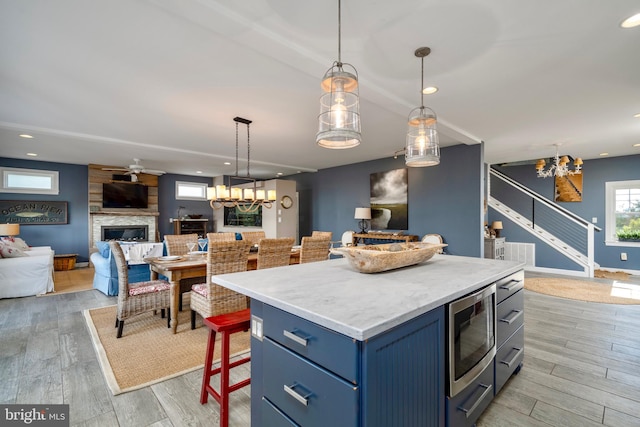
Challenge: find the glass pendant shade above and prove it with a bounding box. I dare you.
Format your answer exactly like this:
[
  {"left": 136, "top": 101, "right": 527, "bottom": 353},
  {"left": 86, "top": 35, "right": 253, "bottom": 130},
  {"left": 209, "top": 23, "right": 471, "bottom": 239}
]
[
  {"left": 317, "top": 65, "right": 361, "bottom": 149},
  {"left": 405, "top": 106, "right": 440, "bottom": 167}
]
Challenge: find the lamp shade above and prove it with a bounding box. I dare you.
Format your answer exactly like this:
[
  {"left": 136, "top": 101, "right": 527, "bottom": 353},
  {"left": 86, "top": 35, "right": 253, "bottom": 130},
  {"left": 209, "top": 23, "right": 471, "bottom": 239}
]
[
  {"left": 354, "top": 207, "right": 371, "bottom": 220},
  {"left": 491, "top": 221, "right": 503, "bottom": 230},
  {"left": 0, "top": 223, "right": 20, "bottom": 236}
]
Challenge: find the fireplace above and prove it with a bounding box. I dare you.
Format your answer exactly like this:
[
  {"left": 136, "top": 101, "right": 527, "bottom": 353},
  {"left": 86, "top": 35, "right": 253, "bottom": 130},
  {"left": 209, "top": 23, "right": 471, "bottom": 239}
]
[{"left": 101, "top": 225, "right": 149, "bottom": 242}]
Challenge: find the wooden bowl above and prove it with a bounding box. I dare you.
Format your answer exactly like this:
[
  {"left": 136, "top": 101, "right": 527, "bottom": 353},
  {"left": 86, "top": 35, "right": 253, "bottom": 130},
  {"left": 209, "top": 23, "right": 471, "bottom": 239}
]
[{"left": 330, "top": 242, "right": 447, "bottom": 273}]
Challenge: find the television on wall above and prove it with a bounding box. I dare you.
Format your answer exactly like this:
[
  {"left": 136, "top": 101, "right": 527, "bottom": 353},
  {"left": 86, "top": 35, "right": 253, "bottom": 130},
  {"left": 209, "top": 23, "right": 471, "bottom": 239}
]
[{"left": 102, "top": 182, "right": 148, "bottom": 209}]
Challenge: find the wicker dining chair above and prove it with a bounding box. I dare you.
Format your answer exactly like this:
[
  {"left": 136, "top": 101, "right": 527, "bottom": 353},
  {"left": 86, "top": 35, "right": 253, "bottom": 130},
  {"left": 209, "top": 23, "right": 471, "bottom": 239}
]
[
  {"left": 207, "top": 232, "right": 237, "bottom": 242},
  {"left": 110, "top": 242, "right": 171, "bottom": 338},
  {"left": 164, "top": 234, "right": 205, "bottom": 310},
  {"left": 311, "top": 231, "right": 333, "bottom": 240},
  {"left": 190, "top": 240, "right": 252, "bottom": 329},
  {"left": 256, "top": 237, "right": 295, "bottom": 269},
  {"left": 240, "top": 231, "right": 266, "bottom": 247},
  {"left": 299, "top": 236, "right": 331, "bottom": 263}
]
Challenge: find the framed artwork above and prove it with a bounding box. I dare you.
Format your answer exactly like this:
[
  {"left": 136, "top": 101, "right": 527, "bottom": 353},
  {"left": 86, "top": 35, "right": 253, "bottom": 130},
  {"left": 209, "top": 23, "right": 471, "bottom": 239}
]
[
  {"left": 370, "top": 168, "right": 408, "bottom": 230},
  {"left": 554, "top": 174, "right": 583, "bottom": 202},
  {"left": 0, "top": 200, "right": 68, "bottom": 225}
]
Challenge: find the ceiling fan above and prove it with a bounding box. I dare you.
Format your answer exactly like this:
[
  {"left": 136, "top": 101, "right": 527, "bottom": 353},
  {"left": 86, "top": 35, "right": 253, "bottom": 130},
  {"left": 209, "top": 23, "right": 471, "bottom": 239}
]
[{"left": 102, "top": 158, "right": 166, "bottom": 182}]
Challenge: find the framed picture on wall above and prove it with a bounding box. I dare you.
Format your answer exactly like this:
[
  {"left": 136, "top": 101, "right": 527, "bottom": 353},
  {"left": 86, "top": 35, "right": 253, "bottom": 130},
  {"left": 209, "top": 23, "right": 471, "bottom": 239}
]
[
  {"left": 554, "top": 173, "right": 583, "bottom": 202},
  {"left": 370, "top": 168, "right": 408, "bottom": 230}
]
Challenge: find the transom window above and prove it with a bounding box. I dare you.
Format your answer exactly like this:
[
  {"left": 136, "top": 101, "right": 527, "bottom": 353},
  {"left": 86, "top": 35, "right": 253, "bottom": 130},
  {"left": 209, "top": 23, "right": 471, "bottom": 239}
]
[
  {"left": 175, "top": 181, "right": 208, "bottom": 201},
  {"left": 0, "top": 167, "right": 59, "bottom": 195}
]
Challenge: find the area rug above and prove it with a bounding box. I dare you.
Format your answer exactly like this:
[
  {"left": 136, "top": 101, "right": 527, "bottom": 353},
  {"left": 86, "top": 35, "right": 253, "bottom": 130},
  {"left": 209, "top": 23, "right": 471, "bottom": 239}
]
[
  {"left": 84, "top": 304, "right": 251, "bottom": 395},
  {"left": 524, "top": 277, "right": 640, "bottom": 305},
  {"left": 594, "top": 269, "right": 631, "bottom": 280}
]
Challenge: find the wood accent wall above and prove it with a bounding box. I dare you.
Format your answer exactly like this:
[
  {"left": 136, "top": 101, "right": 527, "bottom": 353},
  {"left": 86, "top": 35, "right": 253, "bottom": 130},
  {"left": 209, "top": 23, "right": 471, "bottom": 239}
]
[{"left": 88, "top": 164, "right": 159, "bottom": 213}]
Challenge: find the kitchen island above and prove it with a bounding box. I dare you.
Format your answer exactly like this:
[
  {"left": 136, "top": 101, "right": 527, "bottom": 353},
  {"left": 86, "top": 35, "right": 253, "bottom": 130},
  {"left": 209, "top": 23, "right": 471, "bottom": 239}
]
[{"left": 213, "top": 254, "right": 524, "bottom": 426}]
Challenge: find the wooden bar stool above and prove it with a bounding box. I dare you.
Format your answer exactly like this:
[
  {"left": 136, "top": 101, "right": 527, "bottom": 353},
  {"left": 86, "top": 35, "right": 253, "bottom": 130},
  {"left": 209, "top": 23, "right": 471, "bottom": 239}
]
[{"left": 200, "top": 308, "right": 251, "bottom": 427}]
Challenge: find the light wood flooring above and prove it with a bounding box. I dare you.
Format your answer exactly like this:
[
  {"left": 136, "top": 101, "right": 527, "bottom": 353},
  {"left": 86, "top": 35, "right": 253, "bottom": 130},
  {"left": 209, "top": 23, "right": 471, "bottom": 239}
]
[{"left": 1, "top": 270, "right": 639, "bottom": 426}]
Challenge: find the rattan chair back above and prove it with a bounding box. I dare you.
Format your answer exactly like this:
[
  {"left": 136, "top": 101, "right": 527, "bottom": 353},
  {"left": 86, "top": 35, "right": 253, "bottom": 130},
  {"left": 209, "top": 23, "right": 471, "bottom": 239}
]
[
  {"left": 165, "top": 234, "right": 199, "bottom": 256},
  {"left": 299, "top": 236, "right": 331, "bottom": 264},
  {"left": 207, "top": 232, "right": 237, "bottom": 242},
  {"left": 311, "top": 231, "right": 333, "bottom": 240},
  {"left": 240, "top": 231, "right": 266, "bottom": 246},
  {"left": 257, "top": 237, "right": 295, "bottom": 269}
]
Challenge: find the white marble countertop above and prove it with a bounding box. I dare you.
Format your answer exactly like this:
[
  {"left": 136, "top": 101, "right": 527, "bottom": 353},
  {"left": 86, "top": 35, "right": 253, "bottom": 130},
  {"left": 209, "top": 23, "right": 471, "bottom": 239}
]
[{"left": 213, "top": 255, "right": 524, "bottom": 341}]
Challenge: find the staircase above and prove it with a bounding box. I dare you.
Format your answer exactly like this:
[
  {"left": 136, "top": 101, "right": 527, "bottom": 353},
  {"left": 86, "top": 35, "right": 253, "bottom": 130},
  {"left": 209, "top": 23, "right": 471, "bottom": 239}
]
[{"left": 489, "top": 167, "right": 601, "bottom": 277}]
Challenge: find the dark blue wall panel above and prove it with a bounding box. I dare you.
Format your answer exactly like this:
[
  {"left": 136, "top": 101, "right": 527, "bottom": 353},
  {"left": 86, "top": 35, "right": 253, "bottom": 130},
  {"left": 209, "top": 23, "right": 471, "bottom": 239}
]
[
  {"left": 157, "top": 174, "right": 213, "bottom": 239},
  {"left": 289, "top": 144, "right": 485, "bottom": 257},
  {"left": 0, "top": 158, "right": 89, "bottom": 262},
  {"left": 492, "top": 154, "right": 640, "bottom": 271}
]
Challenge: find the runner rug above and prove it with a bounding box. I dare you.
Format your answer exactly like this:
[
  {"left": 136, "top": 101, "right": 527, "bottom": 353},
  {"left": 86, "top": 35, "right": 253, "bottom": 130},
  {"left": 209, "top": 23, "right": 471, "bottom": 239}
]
[
  {"left": 524, "top": 277, "right": 640, "bottom": 305},
  {"left": 84, "top": 304, "right": 251, "bottom": 395}
]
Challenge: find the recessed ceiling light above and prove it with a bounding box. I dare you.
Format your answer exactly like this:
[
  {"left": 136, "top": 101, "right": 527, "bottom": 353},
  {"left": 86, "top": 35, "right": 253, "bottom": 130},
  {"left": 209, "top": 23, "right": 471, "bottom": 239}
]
[
  {"left": 633, "top": 143, "right": 640, "bottom": 147},
  {"left": 26, "top": 153, "right": 37, "bottom": 157},
  {"left": 19, "top": 134, "right": 33, "bottom": 138},
  {"left": 600, "top": 152, "right": 609, "bottom": 156},
  {"left": 224, "top": 162, "right": 231, "bottom": 165},
  {"left": 196, "top": 171, "right": 202, "bottom": 174},
  {"left": 422, "top": 86, "right": 438, "bottom": 95},
  {"left": 634, "top": 113, "right": 640, "bottom": 118},
  {"left": 621, "top": 12, "right": 640, "bottom": 28},
  {"left": 276, "top": 172, "right": 283, "bottom": 176}
]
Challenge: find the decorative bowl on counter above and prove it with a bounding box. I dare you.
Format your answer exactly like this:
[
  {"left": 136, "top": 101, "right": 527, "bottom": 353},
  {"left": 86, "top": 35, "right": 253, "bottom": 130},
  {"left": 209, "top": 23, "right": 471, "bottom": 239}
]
[{"left": 330, "top": 242, "right": 447, "bottom": 273}]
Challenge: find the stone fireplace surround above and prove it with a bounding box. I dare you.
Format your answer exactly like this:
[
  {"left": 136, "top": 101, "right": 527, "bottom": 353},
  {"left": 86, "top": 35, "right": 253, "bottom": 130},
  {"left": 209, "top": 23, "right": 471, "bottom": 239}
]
[{"left": 90, "top": 212, "right": 158, "bottom": 250}]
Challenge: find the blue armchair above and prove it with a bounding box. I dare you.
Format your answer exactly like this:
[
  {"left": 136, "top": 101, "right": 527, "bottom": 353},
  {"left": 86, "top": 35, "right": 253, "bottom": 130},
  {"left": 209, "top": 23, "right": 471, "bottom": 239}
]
[{"left": 90, "top": 241, "right": 154, "bottom": 296}]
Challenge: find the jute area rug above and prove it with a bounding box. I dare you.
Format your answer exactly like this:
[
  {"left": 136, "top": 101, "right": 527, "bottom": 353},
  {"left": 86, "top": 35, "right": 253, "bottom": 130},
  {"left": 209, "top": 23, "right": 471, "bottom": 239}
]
[
  {"left": 84, "top": 303, "right": 250, "bottom": 395},
  {"left": 524, "top": 277, "right": 640, "bottom": 305}
]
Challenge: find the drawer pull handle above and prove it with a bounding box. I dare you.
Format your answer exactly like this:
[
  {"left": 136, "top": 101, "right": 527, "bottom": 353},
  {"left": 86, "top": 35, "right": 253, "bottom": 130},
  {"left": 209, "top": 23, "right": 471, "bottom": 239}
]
[
  {"left": 284, "top": 382, "right": 311, "bottom": 406},
  {"left": 499, "top": 280, "right": 522, "bottom": 292},
  {"left": 457, "top": 383, "right": 493, "bottom": 418},
  {"left": 500, "top": 346, "right": 523, "bottom": 368},
  {"left": 283, "top": 329, "right": 308, "bottom": 347},
  {"left": 499, "top": 309, "right": 523, "bottom": 325}
]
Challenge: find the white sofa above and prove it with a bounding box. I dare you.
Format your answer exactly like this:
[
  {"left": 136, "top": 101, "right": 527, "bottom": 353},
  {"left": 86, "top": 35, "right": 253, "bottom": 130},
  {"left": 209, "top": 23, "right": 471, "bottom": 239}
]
[{"left": 0, "top": 246, "right": 55, "bottom": 298}]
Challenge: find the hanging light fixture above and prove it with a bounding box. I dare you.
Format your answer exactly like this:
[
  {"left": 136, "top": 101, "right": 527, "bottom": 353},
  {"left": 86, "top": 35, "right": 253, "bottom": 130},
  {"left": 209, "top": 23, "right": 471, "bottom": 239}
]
[
  {"left": 316, "top": 0, "right": 361, "bottom": 149},
  {"left": 535, "top": 144, "right": 583, "bottom": 178},
  {"left": 405, "top": 47, "right": 440, "bottom": 167},
  {"left": 207, "top": 117, "right": 276, "bottom": 213}
]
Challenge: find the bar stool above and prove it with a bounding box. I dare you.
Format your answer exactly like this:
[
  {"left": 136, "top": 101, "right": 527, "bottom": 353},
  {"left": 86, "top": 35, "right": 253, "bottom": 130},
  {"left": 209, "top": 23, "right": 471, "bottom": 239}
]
[{"left": 200, "top": 308, "right": 251, "bottom": 427}]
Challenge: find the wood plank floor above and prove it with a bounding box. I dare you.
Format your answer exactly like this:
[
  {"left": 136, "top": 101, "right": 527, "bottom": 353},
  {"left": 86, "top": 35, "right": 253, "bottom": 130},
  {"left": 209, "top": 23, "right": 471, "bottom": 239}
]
[{"left": 1, "top": 270, "right": 639, "bottom": 426}]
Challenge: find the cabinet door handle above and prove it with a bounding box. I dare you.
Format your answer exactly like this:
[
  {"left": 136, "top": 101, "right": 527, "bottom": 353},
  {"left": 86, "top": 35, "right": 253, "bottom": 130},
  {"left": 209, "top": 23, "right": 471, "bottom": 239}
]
[
  {"left": 283, "top": 329, "right": 308, "bottom": 347},
  {"left": 499, "top": 309, "right": 523, "bottom": 325},
  {"left": 499, "top": 280, "right": 522, "bottom": 292},
  {"left": 500, "top": 346, "right": 524, "bottom": 368},
  {"left": 284, "top": 382, "right": 310, "bottom": 406},
  {"left": 457, "top": 383, "right": 493, "bottom": 419}
]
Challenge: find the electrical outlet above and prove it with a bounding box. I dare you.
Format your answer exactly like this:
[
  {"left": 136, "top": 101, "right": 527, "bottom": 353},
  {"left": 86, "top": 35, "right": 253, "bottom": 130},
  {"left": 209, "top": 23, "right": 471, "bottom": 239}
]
[
  {"left": 251, "top": 315, "right": 263, "bottom": 341},
  {"left": 621, "top": 253, "right": 627, "bottom": 261},
  {"left": 592, "top": 217, "right": 597, "bottom": 223}
]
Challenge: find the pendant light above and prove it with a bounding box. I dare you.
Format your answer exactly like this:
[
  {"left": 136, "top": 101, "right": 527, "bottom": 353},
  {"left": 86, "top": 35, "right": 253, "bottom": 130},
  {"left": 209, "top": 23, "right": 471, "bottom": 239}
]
[
  {"left": 316, "top": 0, "right": 361, "bottom": 149},
  {"left": 405, "top": 47, "right": 440, "bottom": 167}
]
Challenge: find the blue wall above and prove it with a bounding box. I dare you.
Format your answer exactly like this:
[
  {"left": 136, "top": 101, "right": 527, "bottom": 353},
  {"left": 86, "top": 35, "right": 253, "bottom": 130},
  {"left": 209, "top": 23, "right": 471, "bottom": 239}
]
[
  {"left": 289, "top": 143, "right": 485, "bottom": 257},
  {"left": 0, "top": 158, "right": 89, "bottom": 262},
  {"left": 492, "top": 154, "right": 640, "bottom": 271},
  {"left": 157, "top": 173, "right": 214, "bottom": 238}
]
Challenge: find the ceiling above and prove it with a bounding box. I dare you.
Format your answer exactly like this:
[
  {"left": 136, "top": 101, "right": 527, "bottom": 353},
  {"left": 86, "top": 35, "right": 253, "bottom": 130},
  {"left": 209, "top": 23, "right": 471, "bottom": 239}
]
[{"left": 1, "top": 0, "right": 639, "bottom": 179}]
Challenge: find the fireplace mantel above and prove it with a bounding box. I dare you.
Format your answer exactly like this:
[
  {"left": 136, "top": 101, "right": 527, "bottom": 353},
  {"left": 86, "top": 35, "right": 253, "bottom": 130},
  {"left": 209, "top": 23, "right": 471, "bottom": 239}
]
[{"left": 91, "top": 211, "right": 159, "bottom": 217}]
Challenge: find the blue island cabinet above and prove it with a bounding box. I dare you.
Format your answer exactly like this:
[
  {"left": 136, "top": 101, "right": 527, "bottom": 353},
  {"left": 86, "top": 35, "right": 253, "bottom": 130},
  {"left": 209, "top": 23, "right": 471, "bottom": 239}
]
[{"left": 250, "top": 301, "right": 445, "bottom": 427}]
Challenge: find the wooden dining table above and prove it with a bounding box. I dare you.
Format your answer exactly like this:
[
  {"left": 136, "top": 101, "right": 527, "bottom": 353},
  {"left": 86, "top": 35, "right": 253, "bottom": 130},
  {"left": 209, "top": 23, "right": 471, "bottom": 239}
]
[{"left": 145, "top": 250, "right": 300, "bottom": 333}]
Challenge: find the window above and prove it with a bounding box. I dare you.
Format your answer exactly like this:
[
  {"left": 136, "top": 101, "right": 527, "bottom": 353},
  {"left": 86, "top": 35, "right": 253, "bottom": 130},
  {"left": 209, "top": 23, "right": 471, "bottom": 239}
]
[
  {"left": 605, "top": 180, "right": 640, "bottom": 244},
  {"left": 0, "top": 167, "right": 59, "bottom": 194},
  {"left": 175, "top": 181, "right": 208, "bottom": 201}
]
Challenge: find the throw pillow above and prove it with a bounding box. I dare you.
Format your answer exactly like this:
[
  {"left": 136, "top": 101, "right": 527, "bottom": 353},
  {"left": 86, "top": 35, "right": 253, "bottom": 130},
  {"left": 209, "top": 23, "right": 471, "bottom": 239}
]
[
  {"left": 1, "top": 236, "right": 30, "bottom": 250},
  {"left": 0, "top": 241, "right": 27, "bottom": 258}
]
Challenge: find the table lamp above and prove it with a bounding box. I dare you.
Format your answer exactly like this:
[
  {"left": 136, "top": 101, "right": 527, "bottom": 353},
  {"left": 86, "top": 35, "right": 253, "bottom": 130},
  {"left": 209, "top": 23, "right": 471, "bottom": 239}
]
[
  {"left": 354, "top": 207, "right": 371, "bottom": 234},
  {"left": 0, "top": 223, "right": 20, "bottom": 236},
  {"left": 491, "top": 221, "right": 503, "bottom": 238}
]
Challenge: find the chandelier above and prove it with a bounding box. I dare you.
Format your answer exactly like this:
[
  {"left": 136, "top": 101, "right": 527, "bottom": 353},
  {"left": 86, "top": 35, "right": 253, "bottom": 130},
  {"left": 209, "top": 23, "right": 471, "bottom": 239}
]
[
  {"left": 207, "top": 117, "right": 276, "bottom": 213},
  {"left": 316, "top": 0, "right": 361, "bottom": 149},
  {"left": 535, "top": 144, "right": 583, "bottom": 178},
  {"left": 405, "top": 47, "right": 440, "bottom": 167}
]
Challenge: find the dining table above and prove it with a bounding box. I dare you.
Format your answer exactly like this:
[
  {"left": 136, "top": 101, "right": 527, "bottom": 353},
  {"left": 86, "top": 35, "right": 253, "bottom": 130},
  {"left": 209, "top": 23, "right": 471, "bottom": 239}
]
[{"left": 145, "top": 249, "right": 300, "bottom": 333}]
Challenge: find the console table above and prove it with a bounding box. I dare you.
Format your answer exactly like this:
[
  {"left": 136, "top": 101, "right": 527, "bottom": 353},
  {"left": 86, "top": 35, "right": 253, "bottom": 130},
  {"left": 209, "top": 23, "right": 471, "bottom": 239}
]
[{"left": 352, "top": 232, "right": 419, "bottom": 245}]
